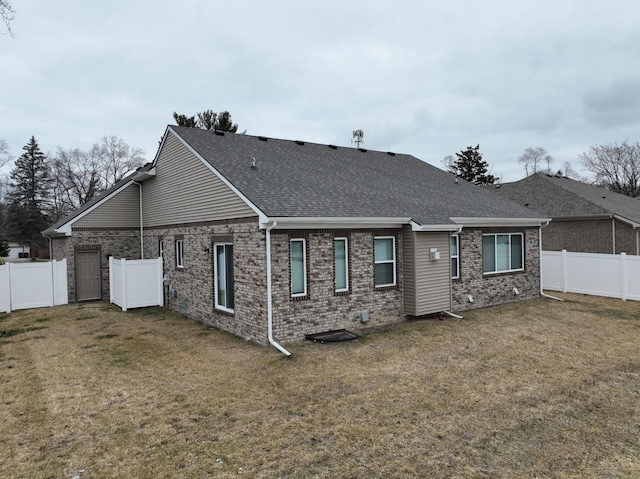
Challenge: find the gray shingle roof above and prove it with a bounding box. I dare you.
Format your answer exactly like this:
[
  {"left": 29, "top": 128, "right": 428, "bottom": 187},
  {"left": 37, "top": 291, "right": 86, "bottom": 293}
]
[
  {"left": 171, "top": 126, "right": 543, "bottom": 226},
  {"left": 490, "top": 173, "right": 640, "bottom": 225}
]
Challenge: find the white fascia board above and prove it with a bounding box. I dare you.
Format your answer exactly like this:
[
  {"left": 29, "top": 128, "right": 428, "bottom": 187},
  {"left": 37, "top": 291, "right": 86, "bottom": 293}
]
[
  {"left": 410, "top": 221, "right": 462, "bottom": 232},
  {"left": 132, "top": 166, "right": 156, "bottom": 181},
  {"left": 260, "top": 217, "right": 412, "bottom": 230},
  {"left": 168, "top": 127, "right": 267, "bottom": 222},
  {"left": 612, "top": 214, "right": 640, "bottom": 229},
  {"left": 49, "top": 181, "right": 138, "bottom": 236},
  {"left": 450, "top": 217, "right": 551, "bottom": 227}
]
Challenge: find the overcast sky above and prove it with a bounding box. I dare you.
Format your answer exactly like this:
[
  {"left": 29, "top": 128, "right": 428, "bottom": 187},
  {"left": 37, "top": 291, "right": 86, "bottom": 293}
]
[{"left": 2, "top": 0, "right": 640, "bottom": 181}]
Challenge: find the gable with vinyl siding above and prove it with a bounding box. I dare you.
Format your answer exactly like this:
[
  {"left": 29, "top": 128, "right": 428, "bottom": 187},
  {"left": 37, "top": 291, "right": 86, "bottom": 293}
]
[
  {"left": 73, "top": 182, "right": 140, "bottom": 228},
  {"left": 142, "top": 132, "right": 257, "bottom": 228}
]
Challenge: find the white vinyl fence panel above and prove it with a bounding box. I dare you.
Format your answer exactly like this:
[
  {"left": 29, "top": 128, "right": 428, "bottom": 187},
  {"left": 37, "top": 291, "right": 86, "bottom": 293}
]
[
  {"left": 541, "top": 250, "right": 640, "bottom": 301},
  {"left": 109, "top": 257, "right": 163, "bottom": 311},
  {"left": 0, "top": 259, "right": 68, "bottom": 313}
]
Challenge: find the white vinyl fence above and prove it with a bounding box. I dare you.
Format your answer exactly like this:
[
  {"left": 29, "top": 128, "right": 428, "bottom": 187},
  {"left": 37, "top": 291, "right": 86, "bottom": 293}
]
[
  {"left": 0, "top": 259, "right": 68, "bottom": 313},
  {"left": 541, "top": 250, "right": 640, "bottom": 301},
  {"left": 109, "top": 257, "right": 163, "bottom": 311}
]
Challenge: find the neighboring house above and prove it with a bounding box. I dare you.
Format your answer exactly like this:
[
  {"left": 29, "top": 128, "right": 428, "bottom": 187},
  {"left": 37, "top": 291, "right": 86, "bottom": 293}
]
[
  {"left": 490, "top": 173, "right": 640, "bottom": 255},
  {"left": 4, "top": 243, "right": 30, "bottom": 260},
  {"left": 43, "top": 126, "right": 548, "bottom": 348}
]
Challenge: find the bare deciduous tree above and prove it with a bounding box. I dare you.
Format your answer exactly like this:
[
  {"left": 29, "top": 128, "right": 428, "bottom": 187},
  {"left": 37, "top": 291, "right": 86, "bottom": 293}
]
[
  {"left": 518, "top": 147, "right": 554, "bottom": 176},
  {"left": 1, "top": 0, "right": 15, "bottom": 36},
  {"left": 579, "top": 140, "right": 640, "bottom": 198},
  {"left": 52, "top": 136, "right": 144, "bottom": 217}
]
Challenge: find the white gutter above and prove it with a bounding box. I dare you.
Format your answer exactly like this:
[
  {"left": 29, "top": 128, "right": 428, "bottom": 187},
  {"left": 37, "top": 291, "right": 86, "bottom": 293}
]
[
  {"left": 261, "top": 216, "right": 411, "bottom": 230},
  {"left": 265, "top": 221, "right": 292, "bottom": 357},
  {"left": 450, "top": 217, "right": 551, "bottom": 227},
  {"left": 539, "top": 220, "right": 563, "bottom": 301},
  {"left": 410, "top": 221, "right": 462, "bottom": 233},
  {"left": 132, "top": 180, "right": 144, "bottom": 259}
]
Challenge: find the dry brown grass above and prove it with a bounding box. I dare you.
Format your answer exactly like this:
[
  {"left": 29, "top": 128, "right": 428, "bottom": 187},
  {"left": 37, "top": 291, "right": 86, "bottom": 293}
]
[{"left": 1, "top": 293, "right": 640, "bottom": 478}]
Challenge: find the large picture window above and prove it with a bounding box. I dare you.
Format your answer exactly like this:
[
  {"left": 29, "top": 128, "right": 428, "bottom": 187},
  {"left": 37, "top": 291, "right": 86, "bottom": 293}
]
[
  {"left": 334, "top": 238, "right": 349, "bottom": 292},
  {"left": 451, "top": 235, "right": 459, "bottom": 279},
  {"left": 214, "top": 243, "right": 234, "bottom": 312},
  {"left": 483, "top": 233, "right": 524, "bottom": 274},
  {"left": 374, "top": 236, "right": 396, "bottom": 287},
  {"left": 290, "top": 239, "right": 307, "bottom": 297}
]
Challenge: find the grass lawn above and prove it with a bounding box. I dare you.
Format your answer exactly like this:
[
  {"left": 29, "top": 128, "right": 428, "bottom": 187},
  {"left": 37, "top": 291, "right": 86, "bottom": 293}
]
[{"left": 1, "top": 293, "right": 639, "bottom": 478}]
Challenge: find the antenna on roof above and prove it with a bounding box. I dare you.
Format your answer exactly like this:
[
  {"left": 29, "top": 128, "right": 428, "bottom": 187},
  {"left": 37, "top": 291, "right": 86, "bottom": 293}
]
[{"left": 352, "top": 129, "right": 364, "bottom": 148}]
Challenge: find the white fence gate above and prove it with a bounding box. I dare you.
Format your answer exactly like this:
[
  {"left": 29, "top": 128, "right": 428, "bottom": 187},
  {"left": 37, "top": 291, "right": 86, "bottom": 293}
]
[
  {"left": 541, "top": 250, "right": 640, "bottom": 301},
  {"left": 109, "top": 257, "right": 163, "bottom": 311},
  {"left": 0, "top": 259, "right": 69, "bottom": 313}
]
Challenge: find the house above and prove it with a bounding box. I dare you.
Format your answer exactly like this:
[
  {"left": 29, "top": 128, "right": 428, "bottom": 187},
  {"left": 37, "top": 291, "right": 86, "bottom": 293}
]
[
  {"left": 490, "top": 173, "right": 640, "bottom": 255},
  {"left": 43, "top": 126, "right": 548, "bottom": 350},
  {"left": 4, "top": 243, "right": 30, "bottom": 260}
]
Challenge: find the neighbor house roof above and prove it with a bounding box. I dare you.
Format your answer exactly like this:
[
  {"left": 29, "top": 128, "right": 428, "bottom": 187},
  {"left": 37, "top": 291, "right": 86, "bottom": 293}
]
[
  {"left": 489, "top": 173, "right": 640, "bottom": 227},
  {"left": 169, "top": 126, "right": 546, "bottom": 229}
]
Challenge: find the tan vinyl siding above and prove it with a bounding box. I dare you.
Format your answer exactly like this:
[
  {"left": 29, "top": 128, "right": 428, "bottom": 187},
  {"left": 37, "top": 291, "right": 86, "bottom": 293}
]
[
  {"left": 404, "top": 229, "right": 451, "bottom": 316},
  {"left": 143, "top": 133, "right": 256, "bottom": 227},
  {"left": 403, "top": 226, "right": 417, "bottom": 314},
  {"left": 73, "top": 183, "right": 140, "bottom": 228}
]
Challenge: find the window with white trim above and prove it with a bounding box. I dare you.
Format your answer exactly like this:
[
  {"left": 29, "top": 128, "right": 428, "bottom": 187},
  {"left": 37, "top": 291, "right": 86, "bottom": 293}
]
[
  {"left": 451, "top": 235, "right": 459, "bottom": 279},
  {"left": 290, "top": 239, "right": 307, "bottom": 297},
  {"left": 374, "top": 236, "right": 396, "bottom": 287},
  {"left": 214, "top": 243, "right": 234, "bottom": 312},
  {"left": 482, "top": 233, "right": 524, "bottom": 274},
  {"left": 175, "top": 239, "right": 184, "bottom": 268},
  {"left": 334, "top": 237, "right": 349, "bottom": 292}
]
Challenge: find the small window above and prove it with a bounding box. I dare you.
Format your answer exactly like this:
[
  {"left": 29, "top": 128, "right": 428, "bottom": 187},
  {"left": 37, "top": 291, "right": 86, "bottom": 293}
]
[
  {"left": 374, "top": 236, "right": 396, "bottom": 287},
  {"left": 334, "top": 238, "right": 349, "bottom": 292},
  {"left": 176, "top": 239, "right": 184, "bottom": 268},
  {"left": 451, "top": 235, "right": 459, "bottom": 279},
  {"left": 214, "top": 243, "right": 234, "bottom": 312},
  {"left": 290, "top": 239, "right": 307, "bottom": 297},
  {"left": 482, "top": 233, "right": 524, "bottom": 274}
]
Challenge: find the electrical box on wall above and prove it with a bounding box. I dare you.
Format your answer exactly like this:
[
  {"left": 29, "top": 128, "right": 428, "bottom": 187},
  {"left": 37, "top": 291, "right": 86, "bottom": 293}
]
[{"left": 430, "top": 248, "right": 440, "bottom": 261}]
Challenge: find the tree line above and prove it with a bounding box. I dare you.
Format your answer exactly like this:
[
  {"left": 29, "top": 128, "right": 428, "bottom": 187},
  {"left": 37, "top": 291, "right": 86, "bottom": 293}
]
[
  {"left": 0, "top": 136, "right": 145, "bottom": 256},
  {"left": 444, "top": 141, "right": 640, "bottom": 198}
]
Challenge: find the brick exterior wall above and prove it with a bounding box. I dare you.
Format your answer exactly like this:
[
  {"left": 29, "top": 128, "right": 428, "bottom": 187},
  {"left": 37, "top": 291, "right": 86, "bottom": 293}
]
[
  {"left": 542, "top": 218, "right": 639, "bottom": 255},
  {"left": 615, "top": 220, "right": 638, "bottom": 255},
  {"left": 52, "top": 221, "right": 543, "bottom": 345},
  {"left": 451, "top": 228, "right": 540, "bottom": 311},
  {"left": 269, "top": 229, "right": 404, "bottom": 343},
  {"left": 543, "top": 219, "right": 613, "bottom": 254}
]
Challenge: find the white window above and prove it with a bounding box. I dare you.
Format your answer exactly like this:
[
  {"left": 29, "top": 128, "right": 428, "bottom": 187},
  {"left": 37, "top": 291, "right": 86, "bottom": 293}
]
[
  {"left": 482, "top": 233, "right": 524, "bottom": 274},
  {"left": 334, "top": 238, "right": 349, "bottom": 292},
  {"left": 176, "top": 239, "right": 184, "bottom": 268},
  {"left": 451, "top": 235, "right": 459, "bottom": 279},
  {"left": 374, "top": 236, "right": 396, "bottom": 287},
  {"left": 290, "top": 239, "right": 307, "bottom": 297},
  {"left": 214, "top": 243, "right": 234, "bottom": 312}
]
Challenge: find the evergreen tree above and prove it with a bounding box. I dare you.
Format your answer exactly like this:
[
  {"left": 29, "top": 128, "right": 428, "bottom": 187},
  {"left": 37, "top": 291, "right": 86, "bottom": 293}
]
[
  {"left": 447, "top": 145, "right": 496, "bottom": 185},
  {"left": 173, "top": 110, "right": 239, "bottom": 132},
  {"left": 6, "top": 136, "right": 53, "bottom": 253}
]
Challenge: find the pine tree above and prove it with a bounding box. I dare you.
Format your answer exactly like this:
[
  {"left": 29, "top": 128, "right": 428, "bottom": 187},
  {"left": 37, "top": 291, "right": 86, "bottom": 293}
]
[
  {"left": 6, "top": 136, "right": 53, "bottom": 253},
  {"left": 448, "top": 145, "right": 496, "bottom": 185}
]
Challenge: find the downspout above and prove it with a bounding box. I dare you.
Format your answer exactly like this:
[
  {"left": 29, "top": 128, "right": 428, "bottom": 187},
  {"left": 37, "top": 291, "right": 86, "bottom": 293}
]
[
  {"left": 539, "top": 221, "right": 563, "bottom": 301},
  {"left": 133, "top": 181, "right": 144, "bottom": 259},
  {"left": 265, "top": 221, "right": 292, "bottom": 357},
  {"left": 612, "top": 217, "right": 616, "bottom": 254}
]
